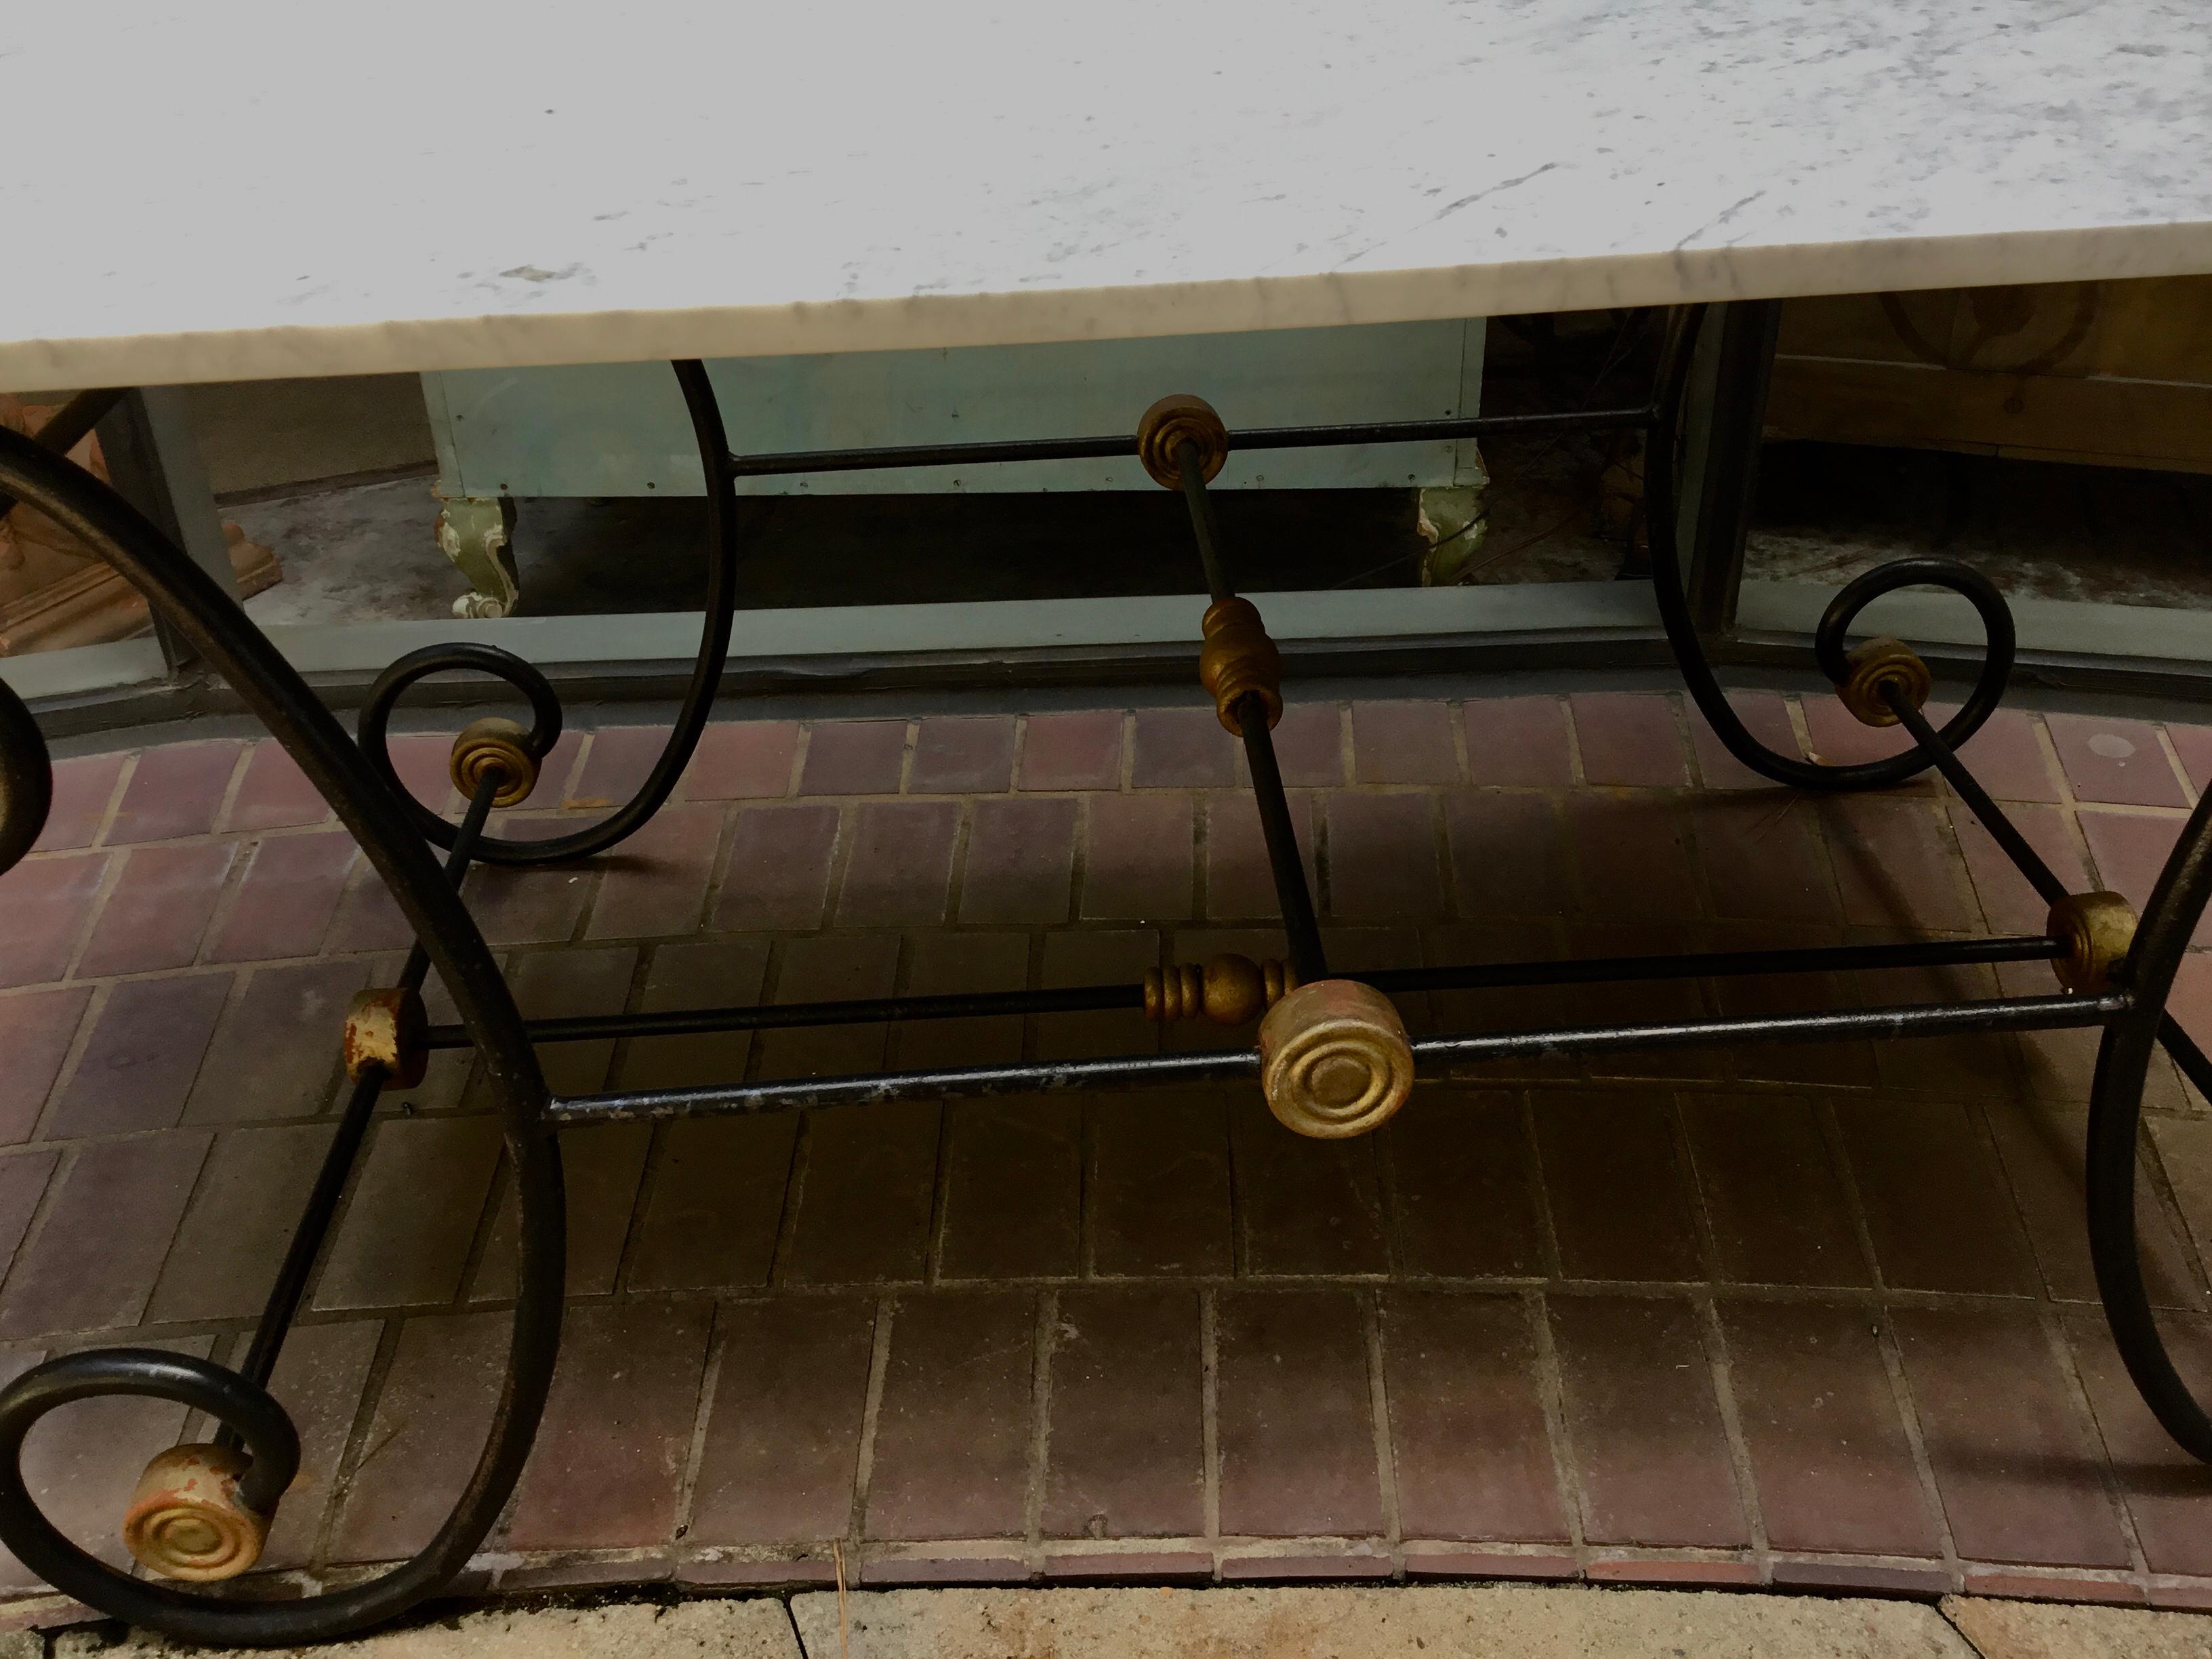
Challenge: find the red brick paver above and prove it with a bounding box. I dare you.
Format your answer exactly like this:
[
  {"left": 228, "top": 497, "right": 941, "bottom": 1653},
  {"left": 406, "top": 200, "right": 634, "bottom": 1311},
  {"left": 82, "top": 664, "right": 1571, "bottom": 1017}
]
[{"left": 2, "top": 688, "right": 2210, "bottom": 1608}]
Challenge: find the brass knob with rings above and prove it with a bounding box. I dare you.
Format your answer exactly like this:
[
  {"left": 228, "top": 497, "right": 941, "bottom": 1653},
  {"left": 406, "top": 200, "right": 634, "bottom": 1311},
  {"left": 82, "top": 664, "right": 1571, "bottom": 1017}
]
[
  {"left": 1836, "top": 636, "right": 1933, "bottom": 729},
  {"left": 122, "top": 1443, "right": 272, "bottom": 1582},
  {"left": 1136, "top": 393, "right": 1229, "bottom": 490},
  {"left": 449, "top": 716, "right": 539, "bottom": 807},
  {"left": 1257, "top": 978, "right": 1415, "bottom": 1139},
  {"left": 344, "top": 986, "right": 429, "bottom": 1089},
  {"left": 2049, "top": 890, "right": 2137, "bottom": 994},
  {"left": 1145, "top": 954, "right": 1299, "bottom": 1025},
  {"left": 1199, "top": 597, "right": 1283, "bottom": 733}
]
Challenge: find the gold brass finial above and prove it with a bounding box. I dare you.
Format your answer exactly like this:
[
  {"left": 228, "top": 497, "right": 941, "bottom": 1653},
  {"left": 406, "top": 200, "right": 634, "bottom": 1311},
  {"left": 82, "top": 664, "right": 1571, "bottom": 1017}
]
[
  {"left": 343, "top": 987, "right": 429, "bottom": 1089},
  {"left": 2048, "top": 890, "right": 2136, "bottom": 994},
  {"left": 449, "top": 716, "right": 538, "bottom": 806},
  {"left": 1143, "top": 954, "right": 1298, "bottom": 1025},
  {"left": 1257, "top": 978, "right": 1414, "bottom": 1139},
  {"left": 1198, "top": 597, "right": 1283, "bottom": 733},
  {"left": 1136, "top": 393, "right": 1229, "bottom": 490},
  {"left": 1836, "top": 637, "right": 1932, "bottom": 729},
  {"left": 122, "top": 1443, "right": 271, "bottom": 1582}
]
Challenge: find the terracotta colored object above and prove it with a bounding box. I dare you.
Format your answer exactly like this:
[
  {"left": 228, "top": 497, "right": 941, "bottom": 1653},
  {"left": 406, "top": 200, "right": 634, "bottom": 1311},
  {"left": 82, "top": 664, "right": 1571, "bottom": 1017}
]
[{"left": 0, "top": 396, "right": 279, "bottom": 657}]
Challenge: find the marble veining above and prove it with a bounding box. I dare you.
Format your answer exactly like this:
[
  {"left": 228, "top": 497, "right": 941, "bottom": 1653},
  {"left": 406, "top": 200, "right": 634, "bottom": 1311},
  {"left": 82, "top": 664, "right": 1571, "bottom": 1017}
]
[{"left": 4, "top": 0, "right": 2210, "bottom": 387}]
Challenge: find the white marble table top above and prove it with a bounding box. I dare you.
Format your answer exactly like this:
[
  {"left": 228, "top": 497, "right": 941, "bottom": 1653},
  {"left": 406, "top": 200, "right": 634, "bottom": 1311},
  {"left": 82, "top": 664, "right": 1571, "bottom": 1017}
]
[{"left": 5, "top": 0, "right": 2209, "bottom": 390}]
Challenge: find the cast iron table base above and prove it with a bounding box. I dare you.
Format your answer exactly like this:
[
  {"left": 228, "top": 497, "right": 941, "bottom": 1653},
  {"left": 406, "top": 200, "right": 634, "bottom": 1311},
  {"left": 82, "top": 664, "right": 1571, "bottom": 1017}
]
[{"left": 0, "top": 306, "right": 2205, "bottom": 1645}]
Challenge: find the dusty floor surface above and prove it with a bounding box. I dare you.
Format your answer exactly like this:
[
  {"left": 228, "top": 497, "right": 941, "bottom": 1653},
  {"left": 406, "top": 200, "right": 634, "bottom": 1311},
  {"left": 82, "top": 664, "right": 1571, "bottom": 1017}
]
[{"left": 37, "top": 1586, "right": 2212, "bottom": 1658}]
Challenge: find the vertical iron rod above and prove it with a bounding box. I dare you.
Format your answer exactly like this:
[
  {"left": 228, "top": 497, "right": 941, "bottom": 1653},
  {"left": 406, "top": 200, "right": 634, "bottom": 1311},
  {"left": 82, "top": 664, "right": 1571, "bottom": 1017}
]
[
  {"left": 1176, "top": 439, "right": 1234, "bottom": 603},
  {"left": 229, "top": 777, "right": 502, "bottom": 1403},
  {"left": 1170, "top": 436, "right": 1327, "bottom": 982},
  {"left": 1242, "top": 695, "right": 1328, "bottom": 983},
  {"left": 1885, "top": 687, "right": 2067, "bottom": 904},
  {"left": 1885, "top": 679, "right": 2212, "bottom": 1090}
]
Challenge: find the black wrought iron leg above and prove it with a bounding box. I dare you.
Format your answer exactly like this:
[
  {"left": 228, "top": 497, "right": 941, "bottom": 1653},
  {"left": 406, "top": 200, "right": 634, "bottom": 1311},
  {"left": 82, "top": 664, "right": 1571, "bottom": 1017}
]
[
  {"left": 356, "top": 362, "right": 741, "bottom": 867},
  {"left": 226, "top": 775, "right": 504, "bottom": 1415},
  {"left": 1643, "top": 306, "right": 2018, "bottom": 793},
  {"left": 2085, "top": 783, "right": 2212, "bottom": 1462},
  {"left": 1868, "top": 666, "right": 2211, "bottom": 1463},
  {"left": 0, "top": 419, "right": 565, "bottom": 1649},
  {"left": 1134, "top": 396, "right": 1414, "bottom": 1139}
]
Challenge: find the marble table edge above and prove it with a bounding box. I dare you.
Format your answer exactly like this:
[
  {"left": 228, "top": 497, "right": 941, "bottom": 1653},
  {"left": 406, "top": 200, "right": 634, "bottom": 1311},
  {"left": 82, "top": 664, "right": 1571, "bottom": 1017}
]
[{"left": 7, "top": 219, "right": 2212, "bottom": 392}]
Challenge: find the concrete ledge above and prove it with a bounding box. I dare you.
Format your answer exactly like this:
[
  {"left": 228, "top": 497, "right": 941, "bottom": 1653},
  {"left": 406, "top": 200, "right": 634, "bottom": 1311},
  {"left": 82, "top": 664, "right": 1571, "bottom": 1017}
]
[
  {"left": 1942, "top": 1595, "right": 2212, "bottom": 1658},
  {"left": 787, "top": 1584, "right": 1976, "bottom": 1658},
  {"left": 51, "top": 1599, "right": 798, "bottom": 1658}
]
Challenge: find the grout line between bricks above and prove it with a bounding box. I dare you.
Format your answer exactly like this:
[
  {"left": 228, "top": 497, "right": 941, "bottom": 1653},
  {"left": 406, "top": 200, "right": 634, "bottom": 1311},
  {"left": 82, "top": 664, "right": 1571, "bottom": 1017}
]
[
  {"left": 1524, "top": 1286, "right": 1589, "bottom": 1566},
  {"left": 84, "top": 747, "right": 138, "bottom": 852},
  {"left": 671, "top": 1300, "right": 726, "bottom": 1557},
  {"left": 1362, "top": 1288, "right": 1403, "bottom": 1563},
  {"left": 1694, "top": 1294, "right": 1772, "bottom": 1579},
  {"left": 845, "top": 1294, "right": 896, "bottom": 1549},
  {"left": 2036, "top": 1302, "right": 2153, "bottom": 1591},
  {"left": 309, "top": 1313, "right": 403, "bottom": 1576},
  {"left": 1872, "top": 1304, "right": 1965, "bottom": 1590},
  {"left": 1025, "top": 1287, "right": 1054, "bottom": 1555},
  {"left": 1198, "top": 1286, "right": 1221, "bottom": 1547},
  {"left": 1559, "top": 693, "right": 1587, "bottom": 788}
]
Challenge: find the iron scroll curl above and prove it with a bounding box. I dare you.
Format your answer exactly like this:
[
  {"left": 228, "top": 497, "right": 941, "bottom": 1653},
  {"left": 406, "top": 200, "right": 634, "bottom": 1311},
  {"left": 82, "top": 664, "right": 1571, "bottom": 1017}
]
[
  {"left": 0, "top": 422, "right": 568, "bottom": 1648},
  {"left": 1642, "top": 306, "right": 2017, "bottom": 794},
  {"left": 353, "top": 361, "right": 741, "bottom": 867}
]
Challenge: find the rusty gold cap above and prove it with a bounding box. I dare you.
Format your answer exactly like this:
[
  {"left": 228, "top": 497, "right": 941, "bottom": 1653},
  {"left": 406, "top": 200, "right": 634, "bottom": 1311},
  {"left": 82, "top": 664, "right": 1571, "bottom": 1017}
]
[
  {"left": 1257, "top": 978, "right": 1414, "bottom": 1139},
  {"left": 1136, "top": 393, "right": 1229, "bottom": 490},
  {"left": 2049, "top": 890, "right": 2136, "bottom": 994},
  {"left": 1836, "top": 636, "right": 1932, "bottom": 729},
  {"left": 122, "top": 1442, "right": 270, "bottom": 1582},
  {"left": 450, "top": 716, "right": 538, "bottom": 807},
  {"left": 344, "top": 987, "right": 428, "bottom": 1089}
]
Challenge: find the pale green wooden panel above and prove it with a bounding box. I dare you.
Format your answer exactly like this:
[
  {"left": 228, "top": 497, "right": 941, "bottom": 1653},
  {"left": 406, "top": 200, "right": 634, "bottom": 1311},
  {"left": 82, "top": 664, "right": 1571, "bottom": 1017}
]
[{"left": 427, "top": 320, "right": 1481, "bottom": 497}]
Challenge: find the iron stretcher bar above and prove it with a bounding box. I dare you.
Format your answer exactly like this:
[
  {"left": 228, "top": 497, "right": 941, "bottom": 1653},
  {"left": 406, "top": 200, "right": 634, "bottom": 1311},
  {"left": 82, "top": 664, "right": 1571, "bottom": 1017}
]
[
  {"left": 423, "top": 933, "right": 2066, "bottom": 1050},
  {"left": 548, "top": 990, "right": 2124, "bottom": 1124},
  {"left": 726, "top": 406, "right": 1656, "bottom": 479}
]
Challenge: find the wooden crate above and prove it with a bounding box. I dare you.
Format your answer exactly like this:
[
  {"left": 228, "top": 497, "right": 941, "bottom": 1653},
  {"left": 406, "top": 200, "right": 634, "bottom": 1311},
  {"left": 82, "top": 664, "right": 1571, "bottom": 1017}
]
[
  {"left": 1, "top": 397, "right": 279, "bottom": 655},
  {"left": 1765, "top": 276, "right": 2212, "bottom": 474}
]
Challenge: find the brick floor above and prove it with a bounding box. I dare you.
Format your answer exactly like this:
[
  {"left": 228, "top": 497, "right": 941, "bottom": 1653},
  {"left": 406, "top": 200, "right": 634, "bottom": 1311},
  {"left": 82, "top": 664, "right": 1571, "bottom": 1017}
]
[{"left": 3, "top": 689, "right": 2211, "bottom": 1607}]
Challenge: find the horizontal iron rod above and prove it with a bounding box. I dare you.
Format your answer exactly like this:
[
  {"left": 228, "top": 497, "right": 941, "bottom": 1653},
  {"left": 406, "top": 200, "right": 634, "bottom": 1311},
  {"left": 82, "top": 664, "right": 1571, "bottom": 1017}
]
[
  {"left": 1361, "top": 934, "right": 2064, "bottom": 994},
  {"left": 425, "top": 934, "right": 2064, "bottom": 1050},
  {"left": 1414, "top": 991, "right": 2124, "bottom": 1067},
  {"left": 548, "top": 991, "right": 2123, "bottom": 1124},
  {"left": 551, "top": 1048, "right": 1257, "bottom": 1121},
  {"left": 727, "top": 406, "right": 1656, "bottom": 479},
  {"left": 424, "top": 983, "right": 1147, "bottom": 1048}
]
